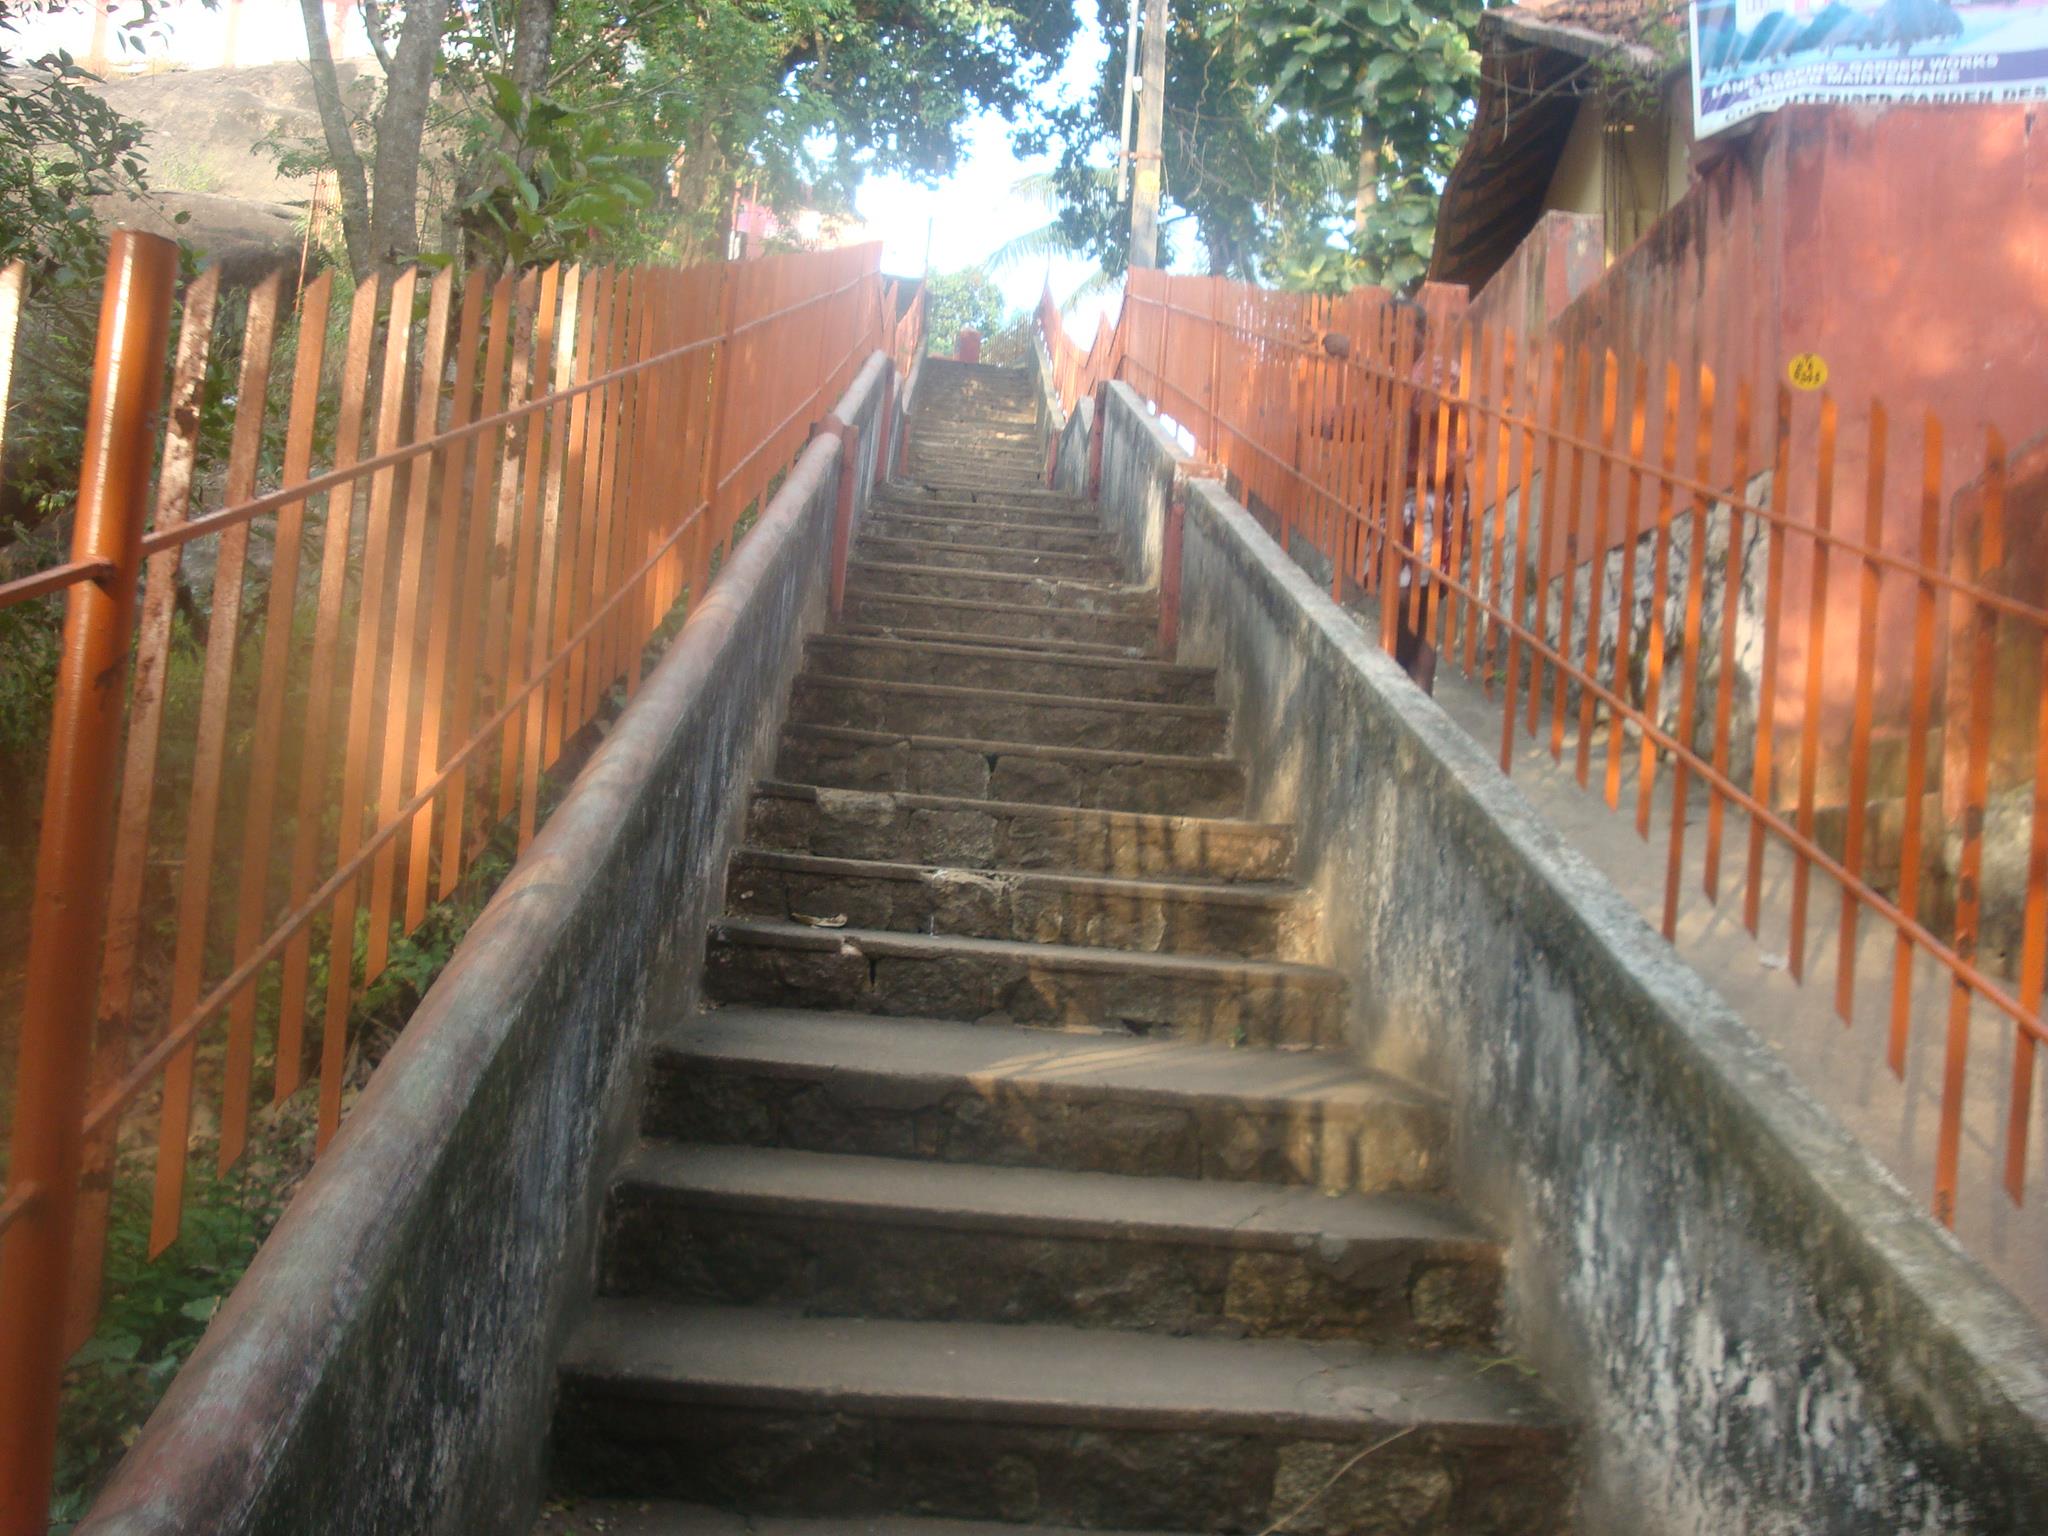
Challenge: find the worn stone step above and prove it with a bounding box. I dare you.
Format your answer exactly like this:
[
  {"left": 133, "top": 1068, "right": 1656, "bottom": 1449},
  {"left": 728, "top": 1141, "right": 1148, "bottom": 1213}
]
[
  {"left": 789, "top": 675, "right": 1230, "bottom": 757},
  {"left": 904, "top": 474, "right": 1049, "bottom": 497},
  {"left": 537, "top": 1503, "right": 1181, "bottom": 1536},
  {"left": 854, "top": 533, "right": 1116, "bottom": 581},
  {"left": 876, "top": 489, "right": 1100, "bottom": 527},
  {"left": 745, "top": 781, "right": 1290, "bottom": 882},
  {"left": 726, "top": 849, "right": 1313, "bottom": 960},
  {"left": 702, "top": 918, "right": 1344, "bottom": 1046},
  {"left": 604, "top": 1144, "right": 1500, "bottom": 1346},
  {"left": 845, "top": 588, "right": 1154, "bottom": 651},
  {"left": 911, "top": 438, "right": 1044, "bottom": 459},
  {"left": 865, "top": 509, "right": 1112, "bottom": 555},
  {"left": 806, "top": 634, "right": 1215, "bottom": 704},
  {"left": 552, "top": 1305, "right": 1570, "bottom": 1529},
  {"left": 648, "top": 1010, "right": 1448, "bottom": 1193},
  {"left": 848, "top": 559, "right": 1152, "bottom": 615},
  {"left": 836, "top": 622, "right": 1146, "bottom": 662},
  {"left": 886, "top": 481, "right": 1091, "bottom": 512},
  {"left": 775, "top": 722, "right": 1248, "bottom": 818}
]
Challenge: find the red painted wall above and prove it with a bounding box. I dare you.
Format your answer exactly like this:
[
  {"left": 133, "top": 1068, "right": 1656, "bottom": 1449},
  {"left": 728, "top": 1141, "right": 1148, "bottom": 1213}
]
[{"left": 1465, "top": 103, "right": 2048, "bottom": 800}]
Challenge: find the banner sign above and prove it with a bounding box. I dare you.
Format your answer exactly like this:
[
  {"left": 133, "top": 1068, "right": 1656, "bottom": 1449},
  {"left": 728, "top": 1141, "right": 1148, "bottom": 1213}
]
[{"left": 1691, "top": 0, "right": 2048, "bottom": 137}]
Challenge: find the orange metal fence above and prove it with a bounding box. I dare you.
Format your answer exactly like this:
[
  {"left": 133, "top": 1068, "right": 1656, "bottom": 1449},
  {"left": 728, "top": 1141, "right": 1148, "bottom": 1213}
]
[
  {"left": 0, "top": 231, "right": 892, "bottom": 1529},
  {"left": 1042, "top": 268, "right": 2048, "bottom": 1240}
]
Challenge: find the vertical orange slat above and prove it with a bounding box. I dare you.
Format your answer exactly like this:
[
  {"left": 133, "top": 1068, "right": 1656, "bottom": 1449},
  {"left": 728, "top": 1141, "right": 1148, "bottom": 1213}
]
[
  {"left": 1834, "top": 402, "right": 1889, "bottom": 1019},
  {"left": 1704, "top": 382, "right": 1754, "bottom": 899},
  {"left": 276, "top": 275, "right": 381, "bottom": 1106},
  {"left": 1604, "top": 357, "right": 1651, "bottom": 809},
  {"left": 556, "top": 269, "right": 610, "bottom": 746},
  {"left": 366, "top": 266, "right": 455, "bottom": 984},
  {"left": 440, "top": 275, "right": 515, "bottom": 898},
  {"left": 1524, "top": 340, "right": 1567, "bottom": 741},
  {"left": 407, "top": 274, "right": 486, "bottom": 928},
  {"left": 582, "top": 272, "right": 634, "bottom": 718},
  {"left": 521, "top": 267, "right": 586, "bottom": 848},
  {"left": 1479, "top": 331, "right": 1517, "bottom": 686},
  {"left": 1633, "top": 362, "right": 1683, "bottom": 840},
  {"left": 1787, "top": 394, "right": 1839, "bottom": 983},
  {"left": 496, "top": 265, "right": 563, "bottom": 822},
  {"left": 1461, "top": 324, "right": 1498, "bottom": 680},
  {"left": 71, "top": 267, "right": 222, "bottom": 1342},
  {"left": 1888, "top": 413, "right": 1944, "bottom": 1075},
  {"left": 1933, "top": 429, "right": 2005, "bottom": 1226},
  {"left": 1660, "top": 362, "right": 1718, "bottom": 942},
  {"left": 148, "top": 273, "right": 285, "bottom": 1254},
  {"left": 218, "top": 271, "right": 334, "bottom": 1174},
  {"left": 1549, "top": 346, "right": 1593, "bottom": 764},
  {"left": 316, "top": 268, "right": 421, "bottom": 1152},
  {"left": 1433, "top": 321, "right": 1478, "bottom": 657},
  {"left": 1499, "top": 336, "right": 1549, "bottom": 774},
  {"left": 1744, "top": 386, "right": 1797, "bottom": 934},
  {"left": 1379, "top": 312, "right": 1419, "bottom": 658},
  {"left": 1575, "top": 351, "right": 1621, "bottom": 785},
  {"left": 1410, "top": 316, "right": 1453, "bottom": 637}
]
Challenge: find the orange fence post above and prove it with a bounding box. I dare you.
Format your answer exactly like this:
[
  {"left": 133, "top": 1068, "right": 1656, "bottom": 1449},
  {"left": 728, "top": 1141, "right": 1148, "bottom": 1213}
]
[
  {"left": 0, "top": 229, "right": 178, "bottom": 1536},
  {"left": 822, "top": 416, "right": 863, "bottom": 619}
]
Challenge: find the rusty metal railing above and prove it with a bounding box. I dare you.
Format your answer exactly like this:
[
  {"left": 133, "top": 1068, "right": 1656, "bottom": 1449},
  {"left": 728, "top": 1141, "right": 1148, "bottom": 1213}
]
[
  {"left": 1046, "top": 269, "right": 2048, "bottom": 1248},
  {"left": 0, "top": 232, "right": 893, "bottom": 1531}
]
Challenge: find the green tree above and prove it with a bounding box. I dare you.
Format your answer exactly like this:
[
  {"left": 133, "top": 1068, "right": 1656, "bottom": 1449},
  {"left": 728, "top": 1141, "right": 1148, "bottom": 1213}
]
[
  {"left": 1218, "top": 0, "right": 1485, "bottom": 287},
  {"left": 1033, "top": 0, "right": 1483, "bottom": 292},
  {"left": 923, "top": 266, "right": 1011, "bottom": 353}
]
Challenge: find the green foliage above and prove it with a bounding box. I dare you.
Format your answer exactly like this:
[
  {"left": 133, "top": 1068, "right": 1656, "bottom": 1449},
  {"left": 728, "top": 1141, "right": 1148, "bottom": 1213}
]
[
  {"left": 1221, "top": 0, "right": 1484, "bottom": 288},
  {"left": 1035, "top": 0, "right": 1483, "bottom": 293},
  {"left": 922, "top": 266, "right": 1012, "bottom": 354},
  {"left": 422, "top": 0, "right": 1081, "bottom": 264},
  {"left": 0, "top": 2, "right": 163, "bottom": 278},
  {"left": 459, "top": 75, "right": 665, "bottom": 267}
]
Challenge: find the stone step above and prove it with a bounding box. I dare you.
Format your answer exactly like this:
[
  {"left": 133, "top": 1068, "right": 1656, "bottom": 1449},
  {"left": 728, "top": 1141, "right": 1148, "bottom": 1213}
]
[
  {"left": 745, "top": 781, "right": 1290, "bottom": 882},
  {"left": 725, "top": 849, "right": 1314, "bottom": 960},
  {"left": 702, "top": 918, "right": 1344, "bottom": 1046},
  {"left": 904, "top": 473, "right": 1049, "bottom": 497},
  {"left": 789, "top": 675, "right": 1230, "bottom": 757},
  {"left": 602, "top": 1144, "right": 1501, "bottom": 1346},
  {"left": 875, "top": 489, "right": 1099, "bottom": 527},
  {"left": 552, "top": 1305, "right": 1570, "bottom": 1529},
  {"left": 864, "top": 509, "right": 1112, "bottom": 555},
  {"left": 805, "top": 634, "right": 1215, "bottom": 704},
  {"left": 848, "top": 559, "right": 1152, "bottom": 615},
  {"left": 646, "top": 1010, "right": 1448, "bottom": 1193},
  {"left": 854, "top": 533, "right": 1116, "bottom": 581},
  {"left": 836, "top": 622, "right": 1145, "bottom": 661},
  {"left": 537, "top": 1504, "right": 1181, "bottom": 1536},
  {"left": 845, "top": 588, "right": 1155, "bottom": 651},
  {"left": 774, "top": 722, "right": 1248, "bottom": 818},
  {"left": 886, "top": 481, "right": 1091, "bottom": 512}
]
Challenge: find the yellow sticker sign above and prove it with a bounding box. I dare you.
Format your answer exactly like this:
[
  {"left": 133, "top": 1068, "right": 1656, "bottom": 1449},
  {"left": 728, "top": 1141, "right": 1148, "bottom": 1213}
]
[{"left": 1787, "top": 353, "right": 1828, "bottom": 392}]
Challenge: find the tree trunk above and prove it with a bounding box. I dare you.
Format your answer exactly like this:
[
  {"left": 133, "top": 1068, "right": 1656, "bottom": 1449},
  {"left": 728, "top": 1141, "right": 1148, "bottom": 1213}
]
[
  {"left": 365, "top": 0, "right": 451, "bottom": 275},
  {"left": 298, "top": 0, "right": 372, "bottom": 279}
]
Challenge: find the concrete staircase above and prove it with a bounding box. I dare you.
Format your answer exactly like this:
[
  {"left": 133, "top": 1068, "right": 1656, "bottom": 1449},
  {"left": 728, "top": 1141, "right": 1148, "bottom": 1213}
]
[{"left": 540, "top": 361, "right": 1574, "bottom": 1535}]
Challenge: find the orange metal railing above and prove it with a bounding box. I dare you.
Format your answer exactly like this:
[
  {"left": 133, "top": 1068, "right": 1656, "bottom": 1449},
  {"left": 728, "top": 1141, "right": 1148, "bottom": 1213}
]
[
  {"left": 0, "top": 232, "right": 893, "bottom": 1530},
  {"left": 1041, "top": 269, "right": 2048, "bottom": 1243},
  {"left": 1036, "top": 284, "right": 1119, "bottom": 419}
]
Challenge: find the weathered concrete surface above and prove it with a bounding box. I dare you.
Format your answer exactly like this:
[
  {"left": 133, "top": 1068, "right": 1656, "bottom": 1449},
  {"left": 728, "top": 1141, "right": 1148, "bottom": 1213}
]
[
  {"left": 76, "top": 353, "right": 903, "bottom": 1536},
  {"left": 1086, "top": 379, "right": 2048, "bottom": 1534}
]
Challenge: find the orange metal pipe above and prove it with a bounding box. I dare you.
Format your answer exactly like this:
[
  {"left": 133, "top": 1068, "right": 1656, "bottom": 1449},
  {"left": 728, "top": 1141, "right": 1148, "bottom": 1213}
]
[{"left": 0, "top": 228, "right": 177, "bottom": 1536}]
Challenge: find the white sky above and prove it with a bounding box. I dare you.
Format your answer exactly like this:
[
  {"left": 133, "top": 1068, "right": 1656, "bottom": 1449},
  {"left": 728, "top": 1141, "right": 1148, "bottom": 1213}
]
[
  {"left": 855, "top": 0, "right": 1120, "bottom": 344},
  {"left": 19, "top": 0, "right": 1124, "bottom": 342}
]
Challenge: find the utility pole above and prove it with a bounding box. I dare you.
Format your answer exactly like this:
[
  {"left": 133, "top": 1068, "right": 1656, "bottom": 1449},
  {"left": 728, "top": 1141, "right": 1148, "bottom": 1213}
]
[
  {"left": 1129, "top": 0, "right": 1168, "bottom": 270},
  {"left": 1117, "top": 0, "right": 1142, "bottom": 200}
]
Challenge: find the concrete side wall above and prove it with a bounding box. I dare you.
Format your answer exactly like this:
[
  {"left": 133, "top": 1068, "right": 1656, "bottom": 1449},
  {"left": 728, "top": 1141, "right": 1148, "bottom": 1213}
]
[
  {"left": 79, "top": 355, "right": 902, "bottom": 1536},
  {"left": 1093, "top": 381, "right": 2048, "bottom": 1535}
]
